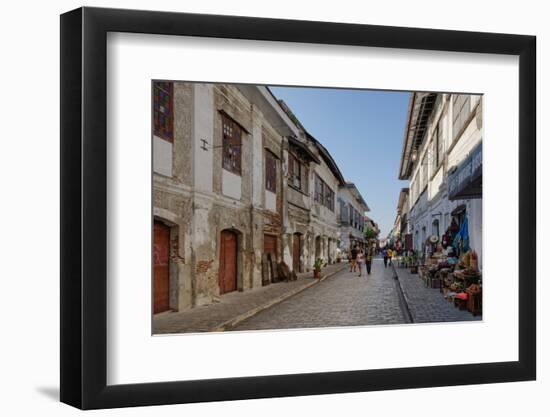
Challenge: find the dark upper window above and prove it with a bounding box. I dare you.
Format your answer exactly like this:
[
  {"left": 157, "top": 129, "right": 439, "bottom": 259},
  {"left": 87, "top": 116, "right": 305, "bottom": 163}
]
[
  {"left": 265, "top": 151, "right": 277, "bottom": 193},
  {"left": 314, "top": 174, "right": 334, "bottom": 212},
  {"left": 153, "top": 81, "right": 174, "bottom": 142},
  {"left": 288, "top": 153, "right": 301, "bottom": 190},
  {"left": 288, "top": 152, "right": 309, "bottom": 193},
  {"left": 222, "top": 114, "right": 243, "bottom": 175},
  {"left": 339, "top": 200, "right": 348, "bottom": 224},
  {"left": 314, "top": 174, "right": 322, "bottom": 203}
]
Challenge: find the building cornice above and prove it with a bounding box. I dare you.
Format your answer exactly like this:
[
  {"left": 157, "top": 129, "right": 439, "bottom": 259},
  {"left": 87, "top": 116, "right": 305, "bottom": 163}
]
[{"left": 399, "top": 92, "right": 437, "bottom": 180}]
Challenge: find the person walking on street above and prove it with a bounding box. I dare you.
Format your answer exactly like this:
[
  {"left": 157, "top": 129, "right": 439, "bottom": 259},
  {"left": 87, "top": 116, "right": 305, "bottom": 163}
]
[
  {"left": 356, "top": 250, "right": 364, "bottom": 277},
  {"left": 383, "top": 248, "right": 388, "bottom": 268},
  {"left": 349, "top": 246, "right": 358, "bottom": 273},
  {"left": 387, "top": 248, "right": 393, "bottom": 266},
  {"left": 365, "top": 245, "right": 374, "bottom": 275}
]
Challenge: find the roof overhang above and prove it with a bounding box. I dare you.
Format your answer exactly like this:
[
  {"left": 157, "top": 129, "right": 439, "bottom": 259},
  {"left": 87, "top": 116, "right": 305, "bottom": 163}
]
[
  {"left": 288, "top": 136, "right": 321, "bottom": 164},
  {"left": 397, "top": 187, "right": 409, "bottom": 213},
  {"left": 398, "top": 92, "right": 437, "bottom": 180},
  {"left": 236, "top": 85, "right": 300, "bottom": 137},
  {"left": 344, "top": 182, "right": 370, "bottom": 212},
  {"left": 307, "top": 133, "right": 346, "bottom": 185}
]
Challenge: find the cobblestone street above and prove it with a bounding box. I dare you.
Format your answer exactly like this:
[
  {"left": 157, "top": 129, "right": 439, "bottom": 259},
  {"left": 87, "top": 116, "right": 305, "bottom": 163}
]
[
  {"left": 231, "top": 258, "right": 481, "bottom": 331},
  {"left": 231, "top": 258, "right": 406, "bottom": 331},
  {"left": 153, "top": 263, "right": 347, "bottom": 334},
  {"left": 394, "top": 266, "right": 481, "bottom": 323},
  {"left": 154, "top": 259, "right": 481, "bottom": 334}
]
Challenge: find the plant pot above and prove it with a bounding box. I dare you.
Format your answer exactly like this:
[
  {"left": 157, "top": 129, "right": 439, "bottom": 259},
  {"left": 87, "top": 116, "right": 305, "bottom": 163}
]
[
  {"left": 313, "top": 269, "right": 321, "bottom": 279},
  {"left": 410, "top": 266, "right": 418, "bottom": 274}
]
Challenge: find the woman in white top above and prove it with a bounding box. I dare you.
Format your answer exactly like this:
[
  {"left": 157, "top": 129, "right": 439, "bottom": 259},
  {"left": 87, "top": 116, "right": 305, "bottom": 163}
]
[{"left": 356, "top": 250, "right": 364, "bottom": 277}]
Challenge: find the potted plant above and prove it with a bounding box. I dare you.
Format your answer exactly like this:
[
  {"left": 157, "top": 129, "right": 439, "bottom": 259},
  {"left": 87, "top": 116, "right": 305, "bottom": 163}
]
[{"left": 313, "top": 258, "right": 323, "bottom": 279}]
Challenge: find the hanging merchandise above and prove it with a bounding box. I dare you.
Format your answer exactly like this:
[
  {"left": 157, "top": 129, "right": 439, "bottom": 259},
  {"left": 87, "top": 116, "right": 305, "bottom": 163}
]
[
  {"left": 449, "top": 217, "right": 459, "bottom": 235},
  {"left": 441, "top": 229, "right": 452, "bottom": 248},
  {"left": 453, "top": 215, "right": 470, "bottom": 256}
]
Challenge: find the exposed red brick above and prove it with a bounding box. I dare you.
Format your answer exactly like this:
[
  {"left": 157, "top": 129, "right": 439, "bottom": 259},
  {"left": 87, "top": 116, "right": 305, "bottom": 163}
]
[{"left": 196, "top": 259, "right": 214, "bottom": 273}]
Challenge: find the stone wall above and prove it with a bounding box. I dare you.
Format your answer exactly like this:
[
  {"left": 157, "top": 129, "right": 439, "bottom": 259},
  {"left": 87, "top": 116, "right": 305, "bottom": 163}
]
[{"left": 153, "top": 82, "right": 293, "bottom": 311}]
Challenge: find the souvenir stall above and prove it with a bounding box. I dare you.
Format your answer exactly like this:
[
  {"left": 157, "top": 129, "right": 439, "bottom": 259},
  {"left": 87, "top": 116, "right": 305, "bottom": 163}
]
[{"left": 416, "top": 213, "right": 482, "bottom": 317}]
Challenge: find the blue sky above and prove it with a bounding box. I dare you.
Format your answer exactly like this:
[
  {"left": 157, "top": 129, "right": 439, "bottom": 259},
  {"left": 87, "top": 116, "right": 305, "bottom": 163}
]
[{"left": 270, "top": 86, "right": 410, "bottom": 237}]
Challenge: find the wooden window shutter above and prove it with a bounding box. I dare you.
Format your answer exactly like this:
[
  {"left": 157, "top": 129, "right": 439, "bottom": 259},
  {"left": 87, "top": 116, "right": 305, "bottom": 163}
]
[
  {"left": 222, "top": 114, "right": 242, "bottom": 175},
  {"left": 265, "top": 151, "right": 277, "bottom": 193},
  {"left": 153, "top": 81, "right": 174, "bottom": 142}
]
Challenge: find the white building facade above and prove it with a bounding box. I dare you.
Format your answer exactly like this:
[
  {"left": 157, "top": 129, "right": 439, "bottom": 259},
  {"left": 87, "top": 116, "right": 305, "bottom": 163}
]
[{"left": 399, "top": 92, "right": 482, "bottom": 268}]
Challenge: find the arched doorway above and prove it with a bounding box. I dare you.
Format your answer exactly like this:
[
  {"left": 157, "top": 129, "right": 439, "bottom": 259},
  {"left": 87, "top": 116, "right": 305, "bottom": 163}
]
[
  {"left": 153, "top": 220, "right": 171, "bottom": 314},
  {"left": 292, "top": 233, "right": 302, "bottom": 273},
  {"left": 219, "top": 230, "right": 238, "bottom": 294},
  {"left": 432, "top": 219, "right": 440, "bottom": 239}
]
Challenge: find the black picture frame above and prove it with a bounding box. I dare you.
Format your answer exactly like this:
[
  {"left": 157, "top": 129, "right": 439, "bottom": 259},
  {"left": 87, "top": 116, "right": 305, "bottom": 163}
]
[{"left": 60, "top": 6, "right": 536, "bottom": 410}]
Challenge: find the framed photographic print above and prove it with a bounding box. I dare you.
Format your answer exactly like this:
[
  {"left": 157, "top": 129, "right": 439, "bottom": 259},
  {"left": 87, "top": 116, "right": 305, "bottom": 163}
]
[{"left": 60, "top": 6, "right": 536, "bottom": 410}]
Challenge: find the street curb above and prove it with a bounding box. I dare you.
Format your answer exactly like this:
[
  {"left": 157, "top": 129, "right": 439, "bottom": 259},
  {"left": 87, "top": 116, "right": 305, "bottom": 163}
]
[
  {"left": 392, "top": 264, "right": 414, "bottom": 324},
  {"left": 213, "top": 264, "right": 348, "bottom": 331}
]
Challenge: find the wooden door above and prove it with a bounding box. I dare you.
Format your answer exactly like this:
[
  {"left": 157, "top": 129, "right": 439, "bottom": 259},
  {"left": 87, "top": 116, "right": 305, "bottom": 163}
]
[
  {"left": 292, "top": 233, "right": 301, "bottom": 273},
  {"left": 153, "top": 221, "right": 170, "bottom": 314},
  {"left": 263, "top": 234, "right": 278, "bottom": 284},
  {"left": 219, "top": 230, "right": 238, "bottom": 294},
  {"left": 264, "top": 234, "right": 277, "bottom": 260}
]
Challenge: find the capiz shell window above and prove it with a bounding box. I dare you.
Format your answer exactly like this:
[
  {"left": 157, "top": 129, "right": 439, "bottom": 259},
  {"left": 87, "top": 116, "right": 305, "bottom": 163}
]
[
  {"left": 288, "top": 152, "right": 302, "bottom": 190},
  {"left": 314, "top": 174, "right": 335, "bottom": 211},
  {"left": 221, "top": 114, "right": 243, "bottom": 175},
  {"left": 153, "top": 81, "right": 174, "bottom": 142},
  {"left": 265, "top": 150, "right": 277, "bottom": 192}
]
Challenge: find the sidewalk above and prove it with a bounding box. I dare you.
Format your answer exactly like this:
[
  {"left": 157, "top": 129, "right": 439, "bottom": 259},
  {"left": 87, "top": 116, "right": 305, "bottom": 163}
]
[
  {"left": 153, "top": 262, "right": 348, "bottom": 334},
  {"left": 393, "top": 265, "right": 481, "bottom": 323}
]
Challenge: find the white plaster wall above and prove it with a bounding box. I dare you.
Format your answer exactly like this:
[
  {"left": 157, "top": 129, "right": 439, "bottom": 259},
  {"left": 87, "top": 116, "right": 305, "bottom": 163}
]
[
  {"left": 283, "top": 234, "right": 293, "bottom": 268},
  {"left": 193, "top": 83, "right": 214, "bottom": 192},
  {"left": 251, "top": 113, "right": 263, "bottom": 206},
  {"left": 448, "top": 117, "right": 482, "bottom": 168},
  {"left": 152, "top": 135, "right": 173, "bottom": 177},
  {"left": 468, "top": 198, "right": 483, "bottom": 270},
  {"left": 471, "top": 95, "right": 482, "bottom": 111},
  {"left": 265, "top": 190, "right": 276, "bottom": 212},
  {"left": 222, "top": 169, "right": 242, "bottom": 200},
  {"left": 428, "top": 167, "right": 444, "bottom": 200}
]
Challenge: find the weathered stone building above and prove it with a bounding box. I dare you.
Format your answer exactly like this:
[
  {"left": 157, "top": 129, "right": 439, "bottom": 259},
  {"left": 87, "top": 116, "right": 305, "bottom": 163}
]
[
  {"left": 152, "top": 82, "right": 299, "bottom": 313},
  {"left": 337, "top": 182, "right": 370, "bottom": 254},
  {"left": 152, "top": 82, "right": 358, "bottom": 314},
  {"left": 280, "top": 133, "right": 319, "bottom": 274},
  {"left": 391, "top": 188, "right": 410, "bottom": 250},
  {"left": 276, "top": 102, "right": 347, "bottom": 273},
  {"left": 307, "top": 136, "right": 347, "bottom": 266}
]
